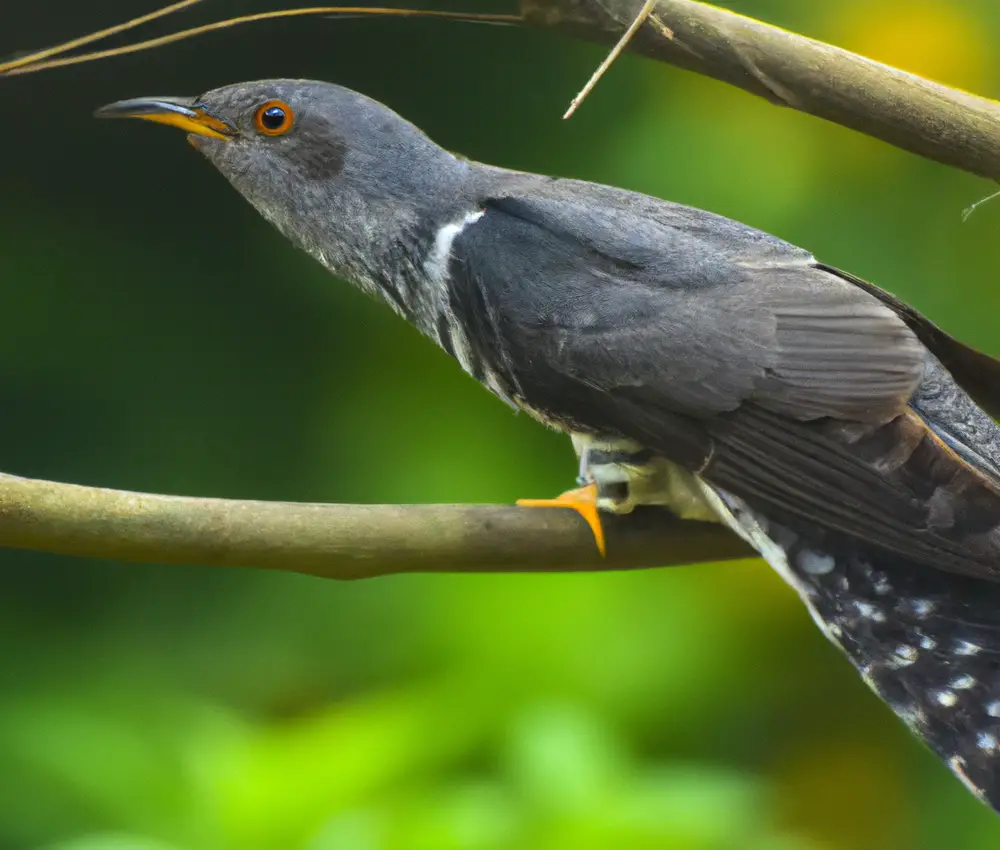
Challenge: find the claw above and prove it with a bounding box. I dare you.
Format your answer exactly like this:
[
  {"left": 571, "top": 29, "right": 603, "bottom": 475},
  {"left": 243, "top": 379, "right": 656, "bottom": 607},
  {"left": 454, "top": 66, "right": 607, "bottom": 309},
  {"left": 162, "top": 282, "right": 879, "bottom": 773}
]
[{"left": 517, "top": 483, "right": 607, "bottom": 556}]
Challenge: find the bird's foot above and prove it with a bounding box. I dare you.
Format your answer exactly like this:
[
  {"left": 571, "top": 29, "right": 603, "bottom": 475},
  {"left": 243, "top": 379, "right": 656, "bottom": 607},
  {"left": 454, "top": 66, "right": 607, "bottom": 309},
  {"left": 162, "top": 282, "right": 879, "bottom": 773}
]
[{"left": 517, "top": 484, "right": 607, "bottom": 557}]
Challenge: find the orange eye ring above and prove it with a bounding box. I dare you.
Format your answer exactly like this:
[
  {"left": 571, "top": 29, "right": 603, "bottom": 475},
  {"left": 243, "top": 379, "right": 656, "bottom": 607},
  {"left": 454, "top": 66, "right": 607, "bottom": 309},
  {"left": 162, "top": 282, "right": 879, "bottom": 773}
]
[{"left": 254, "top": 100, "right": 294, "bottom": 136}]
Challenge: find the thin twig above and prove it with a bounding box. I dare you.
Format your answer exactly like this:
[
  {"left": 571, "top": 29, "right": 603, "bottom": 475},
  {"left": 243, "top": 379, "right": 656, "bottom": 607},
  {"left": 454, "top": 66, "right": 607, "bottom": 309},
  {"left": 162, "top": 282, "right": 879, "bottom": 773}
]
[
  {"left": 563, "top": 0, "right": 661, "bottom": 119},
  {"left": 0, "top": 0, "right": 204, "bottom": 75},
  {"left": 3, "top": 7, "right": 523, "bottom": 76},
  {"left": 962, "top": 188, "right": 1000, "bottom": 221}
]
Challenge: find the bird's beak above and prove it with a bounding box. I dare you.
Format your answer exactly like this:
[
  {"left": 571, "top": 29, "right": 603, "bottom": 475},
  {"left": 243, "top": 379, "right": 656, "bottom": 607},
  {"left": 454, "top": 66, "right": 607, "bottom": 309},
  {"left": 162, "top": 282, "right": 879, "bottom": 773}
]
[{"left": 94, "top": 97, "right": 235, "bottom": 141}]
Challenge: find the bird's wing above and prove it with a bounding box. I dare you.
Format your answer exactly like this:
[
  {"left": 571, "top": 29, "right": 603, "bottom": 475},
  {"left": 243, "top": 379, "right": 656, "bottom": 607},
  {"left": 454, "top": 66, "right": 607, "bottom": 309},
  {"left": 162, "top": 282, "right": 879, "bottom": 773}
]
[
  {"left": 448, "top": 189, "right": 1000, "bottom": 579},
  {"left": 819, "top": 264, "right": 1000, "bottom": 420}
]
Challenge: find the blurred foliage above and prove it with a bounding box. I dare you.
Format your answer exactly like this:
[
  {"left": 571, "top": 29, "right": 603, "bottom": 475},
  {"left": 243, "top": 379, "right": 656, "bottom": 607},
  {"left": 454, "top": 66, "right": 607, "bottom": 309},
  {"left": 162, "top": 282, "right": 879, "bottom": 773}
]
[{"left": 2, "top": 0, "right": 1000, "bottom": 847}]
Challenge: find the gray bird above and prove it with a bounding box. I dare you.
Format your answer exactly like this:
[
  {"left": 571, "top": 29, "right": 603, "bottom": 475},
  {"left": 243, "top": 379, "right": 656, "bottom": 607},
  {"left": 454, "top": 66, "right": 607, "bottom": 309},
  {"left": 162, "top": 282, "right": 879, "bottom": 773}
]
[{"left": 97, "top": 79, "right": 1000, "bottom": 810}]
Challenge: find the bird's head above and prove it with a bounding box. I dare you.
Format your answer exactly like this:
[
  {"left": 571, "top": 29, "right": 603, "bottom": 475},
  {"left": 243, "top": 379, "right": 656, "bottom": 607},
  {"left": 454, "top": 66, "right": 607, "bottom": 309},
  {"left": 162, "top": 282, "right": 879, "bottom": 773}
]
[{"left": 96, "top": 79, "right": 467, "bottom": 288}]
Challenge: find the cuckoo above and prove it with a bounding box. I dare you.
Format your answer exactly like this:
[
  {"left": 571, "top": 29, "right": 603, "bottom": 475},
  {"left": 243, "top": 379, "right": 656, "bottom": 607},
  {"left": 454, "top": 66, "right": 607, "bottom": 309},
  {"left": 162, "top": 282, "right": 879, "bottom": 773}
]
[{"left": 97, "top": 80, "right": 1000, "bottom": 810}]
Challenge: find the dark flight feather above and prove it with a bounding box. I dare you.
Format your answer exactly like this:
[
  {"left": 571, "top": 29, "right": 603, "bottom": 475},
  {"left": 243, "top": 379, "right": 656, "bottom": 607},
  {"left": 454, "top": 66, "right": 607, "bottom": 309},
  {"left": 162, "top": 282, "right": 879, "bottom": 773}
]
[{"left": 822, "top": 265, "right": 1000, "bottom": 420}]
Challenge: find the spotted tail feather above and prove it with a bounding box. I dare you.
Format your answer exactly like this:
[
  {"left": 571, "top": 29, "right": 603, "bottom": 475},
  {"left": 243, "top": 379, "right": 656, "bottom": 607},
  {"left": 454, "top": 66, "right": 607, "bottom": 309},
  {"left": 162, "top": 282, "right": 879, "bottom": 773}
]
[{"left": 711, "top": 488, "right": 1000, "bottom": 809}]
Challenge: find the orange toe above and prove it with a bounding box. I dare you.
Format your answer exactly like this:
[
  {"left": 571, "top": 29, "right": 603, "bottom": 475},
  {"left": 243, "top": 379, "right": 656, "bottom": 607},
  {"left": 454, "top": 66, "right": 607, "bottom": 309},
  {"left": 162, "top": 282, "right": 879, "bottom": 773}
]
[{"left": 517, "top": 483, "right": 607, "bottom": 556}]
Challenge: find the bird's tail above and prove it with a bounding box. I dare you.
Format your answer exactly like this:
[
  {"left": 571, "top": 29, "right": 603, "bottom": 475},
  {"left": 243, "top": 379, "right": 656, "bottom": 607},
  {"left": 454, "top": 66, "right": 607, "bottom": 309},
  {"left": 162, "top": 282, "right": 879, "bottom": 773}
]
[{"left": 707, "top": 486, "right": 1000, "bottom": 810}]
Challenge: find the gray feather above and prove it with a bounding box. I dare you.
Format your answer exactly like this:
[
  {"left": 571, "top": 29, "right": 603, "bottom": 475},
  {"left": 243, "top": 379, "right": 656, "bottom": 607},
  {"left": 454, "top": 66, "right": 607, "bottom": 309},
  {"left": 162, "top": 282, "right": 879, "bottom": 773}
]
[{"left": 456, "top": 189, "right": 925, "bottom": 423}]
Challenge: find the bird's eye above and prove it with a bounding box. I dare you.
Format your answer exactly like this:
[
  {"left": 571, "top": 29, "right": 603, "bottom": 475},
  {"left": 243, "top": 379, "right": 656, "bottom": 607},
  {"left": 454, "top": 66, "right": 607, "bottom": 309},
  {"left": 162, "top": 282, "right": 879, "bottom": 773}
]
[{"left": 254, "top": 100, "right": 294, "bottom": 136}]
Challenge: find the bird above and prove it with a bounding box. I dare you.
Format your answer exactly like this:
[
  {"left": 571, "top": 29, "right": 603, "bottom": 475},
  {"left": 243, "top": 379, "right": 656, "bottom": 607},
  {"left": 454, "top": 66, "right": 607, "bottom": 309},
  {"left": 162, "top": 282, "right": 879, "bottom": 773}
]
[{"left": 96, "top": 79, "right": 1000, "bottom": 810}]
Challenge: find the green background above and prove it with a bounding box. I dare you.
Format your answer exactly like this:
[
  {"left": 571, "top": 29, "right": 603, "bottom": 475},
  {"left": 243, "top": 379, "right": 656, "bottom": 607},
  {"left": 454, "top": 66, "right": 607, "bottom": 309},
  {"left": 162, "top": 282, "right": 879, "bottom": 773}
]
[{"left": 3, "top": 0, "right": 1000, "bottom": 847}]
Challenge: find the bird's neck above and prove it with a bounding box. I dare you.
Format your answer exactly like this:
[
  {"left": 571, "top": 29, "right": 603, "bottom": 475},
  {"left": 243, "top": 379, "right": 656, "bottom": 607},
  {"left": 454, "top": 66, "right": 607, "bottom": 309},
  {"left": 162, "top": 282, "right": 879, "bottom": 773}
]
[
  {"left": 255, "top": 155, "right": 522, "bottom": 403},
  {"left": 288, "top": 162, "right": 483, "bottom": 337},
  {"left": 306, "top": 175, "right": 520, "bottom": 406}
]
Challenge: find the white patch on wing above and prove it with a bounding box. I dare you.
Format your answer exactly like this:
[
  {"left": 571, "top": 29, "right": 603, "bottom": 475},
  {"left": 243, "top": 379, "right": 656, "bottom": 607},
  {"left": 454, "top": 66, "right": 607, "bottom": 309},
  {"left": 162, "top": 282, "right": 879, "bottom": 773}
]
[
  {"left": 934, "top": 690, "right": 959, "bottom": 708},
  {"left": 799, "top": 550, "right": 836, "bottom": 575},
  {"left": 954, "top": 640, "right": 982, "bottom": 657},
  {"left": 853, "top": 601, "right": 887, "bottom": 623},
  {"left": 420, "top": 208, "right": 515, "bottom": 404},
  {"left": 902, "top": 598, "right": 936, "bottom": 618},
  {"left": 424, "top": 210, "right": 485, "bottom": 284}
]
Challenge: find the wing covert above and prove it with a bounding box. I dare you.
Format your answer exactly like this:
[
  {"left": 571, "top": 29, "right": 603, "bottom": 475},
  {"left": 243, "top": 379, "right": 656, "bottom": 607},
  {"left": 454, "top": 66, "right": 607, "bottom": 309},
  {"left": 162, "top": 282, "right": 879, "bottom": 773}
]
[{"left": 456, "top": 192, "right": 925, "bottom": 423}]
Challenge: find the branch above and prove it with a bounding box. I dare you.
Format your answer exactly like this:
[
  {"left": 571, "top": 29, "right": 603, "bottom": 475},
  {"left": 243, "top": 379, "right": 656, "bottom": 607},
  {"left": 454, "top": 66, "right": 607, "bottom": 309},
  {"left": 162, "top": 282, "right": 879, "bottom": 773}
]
[
  {"left": 0, "top": 473, "right": 753, "bottom": 578},
  {"left": 525, "top": 0, "right": 1000, "bottom": 182}
]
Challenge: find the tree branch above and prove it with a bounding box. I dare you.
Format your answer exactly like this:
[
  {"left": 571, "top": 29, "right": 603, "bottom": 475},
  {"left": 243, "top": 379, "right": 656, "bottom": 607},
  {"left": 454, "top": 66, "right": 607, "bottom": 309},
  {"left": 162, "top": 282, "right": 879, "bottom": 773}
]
[
  {"left": 0, "top": 473, "right": 753, "bottom": 578},
  {"left": 525, "top": 0, "right": 1000, "bottom": 182}
]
